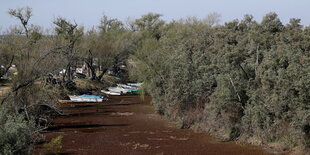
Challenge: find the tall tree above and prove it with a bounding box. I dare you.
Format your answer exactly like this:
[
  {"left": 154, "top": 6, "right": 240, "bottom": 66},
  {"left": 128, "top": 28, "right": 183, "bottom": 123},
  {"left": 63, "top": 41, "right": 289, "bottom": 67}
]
[{"left": 54, "top": 17, "right": 83, "bottom": 81}]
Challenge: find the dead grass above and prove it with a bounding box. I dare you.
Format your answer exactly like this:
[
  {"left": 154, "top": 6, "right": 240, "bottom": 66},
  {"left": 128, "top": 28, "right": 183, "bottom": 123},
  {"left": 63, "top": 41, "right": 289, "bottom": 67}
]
[
  {"left": 102, "top": 74, "right": 118, "bottom": 85},
  {"left": 74, "top": 78, "right": 107, "bottom": 92},
  {"left": 290, "top": 146, "right": 310, "bottom": 155}
]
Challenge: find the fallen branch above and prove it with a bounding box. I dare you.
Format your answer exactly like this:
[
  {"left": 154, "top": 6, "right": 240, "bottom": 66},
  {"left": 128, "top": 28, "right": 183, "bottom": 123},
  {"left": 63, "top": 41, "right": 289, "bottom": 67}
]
[
  {"left": 35, "top": 103, "right": 67, "bottom": 116},
  {"left": 229, "top": 76, "right": 241, "bottom": 102}
]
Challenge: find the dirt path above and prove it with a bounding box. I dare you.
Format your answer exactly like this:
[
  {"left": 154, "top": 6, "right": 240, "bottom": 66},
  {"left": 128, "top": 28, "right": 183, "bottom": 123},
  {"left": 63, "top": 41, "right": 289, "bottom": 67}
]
[{"left": 34, "top": 95, "right": 277, "bottom": 155}]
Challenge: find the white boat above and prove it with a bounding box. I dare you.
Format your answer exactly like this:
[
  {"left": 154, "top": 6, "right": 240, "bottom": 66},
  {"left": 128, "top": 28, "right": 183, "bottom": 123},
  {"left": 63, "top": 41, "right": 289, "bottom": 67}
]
[
  {"left": 101, "top": 90, "right": 121, "bottom": 96},
  {"left": 107, "top": 86, "right": 130, "bottom": 94},
  {"left": 126, "top": 83, "right": 142, "bottom": 87},
  {"left": 101, "top": 83, "right": 142, "bottom": 96},
  {"left": 117, "top": 84, "right": 138, "bottom": 90},
  {"left": 101, "top": 86, "right": 128, "bottom": 95},
  {"left": 69, "top": 94, "right": 105, "bottom": 102}
]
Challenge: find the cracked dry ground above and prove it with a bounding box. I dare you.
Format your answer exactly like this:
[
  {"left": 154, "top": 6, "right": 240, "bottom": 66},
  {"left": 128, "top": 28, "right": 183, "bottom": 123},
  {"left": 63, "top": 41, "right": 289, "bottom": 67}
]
[{"left": 34, "top": 95, "right": 275, "bottom": 155}]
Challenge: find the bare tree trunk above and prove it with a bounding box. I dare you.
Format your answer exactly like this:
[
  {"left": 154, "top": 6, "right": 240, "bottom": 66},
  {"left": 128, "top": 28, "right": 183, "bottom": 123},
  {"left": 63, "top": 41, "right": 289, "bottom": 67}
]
[
  {"left": 3, "top": 55, "right": 15, "bottom": 77},
  {"left": 86, "top": 62, "right": 91, "bottom": 77},
  {"left": 85, "top": 50, "right": 98, "bottom": 80},
  {"left": 23, "top": 104, "right": 30, "bottom": 121},
  {"left": 238, "top": 64, "right": 249, "bottom": 80},
  {"left": 98, "top": 69, "right": 107, "bottom": 80},
  {"left": 68, "top": 65, "right": 72, "bottom": 81},
  {"left": 64, "top": 62, "right": 74, "bottom": 81},
  {"left": 229, "top": 76, "right": 241, "bottom": 102},
  {"left": 85, "top": 62, "right": 97, "bottom": 80}
]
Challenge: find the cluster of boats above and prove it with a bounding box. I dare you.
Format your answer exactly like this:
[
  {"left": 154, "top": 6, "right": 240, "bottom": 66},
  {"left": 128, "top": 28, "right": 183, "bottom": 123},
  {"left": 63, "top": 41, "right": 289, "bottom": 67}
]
[
  {"left": 101, "top": 83, "right": 142, "bottom": 96},
  {"left": 59, "top": 83, "right": 142, "bottom": 103}
]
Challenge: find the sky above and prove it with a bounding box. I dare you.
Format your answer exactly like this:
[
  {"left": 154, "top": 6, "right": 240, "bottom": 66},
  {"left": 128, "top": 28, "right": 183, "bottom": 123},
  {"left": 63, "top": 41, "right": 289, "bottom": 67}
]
[{"left": 1, "top": 0, "right": 310, "bottom": 32}]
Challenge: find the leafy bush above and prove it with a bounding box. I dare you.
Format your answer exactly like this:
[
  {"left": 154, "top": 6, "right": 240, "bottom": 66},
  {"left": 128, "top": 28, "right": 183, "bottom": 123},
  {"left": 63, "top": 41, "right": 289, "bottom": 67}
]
[
  {"left": 0, "top": 105, "right": 36, "bottom": 155},
  {"left": 43, "top": 136, "right": 63, "bottom": 155}
]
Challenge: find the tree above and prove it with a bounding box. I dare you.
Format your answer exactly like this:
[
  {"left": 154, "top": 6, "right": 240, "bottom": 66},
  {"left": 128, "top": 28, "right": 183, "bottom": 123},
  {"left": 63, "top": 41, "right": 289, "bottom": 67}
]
[
  {"left": 289, "top": 18, "right": 301, "bottom": 27},
  {"left": 239, "top": 14, "right": 255, "bottom": 31},
  {"left": 261, "top": 12, "right": 283, "bottom": 33},
  {"left": 203, "top": 12, "right": 221, "bottom": 26},
  {"left": 99, "top": 14, "right": 124, "bottom": 33},
  {"left": 0, "top": 35, "right": 15, "bottom": 79},
  {"left": 8, "top": 7, "right": 32, "bottom": 38},
  {"left": 1, "top": 7, "right": 66, "bottom": 154},
  {"left": 53, "top": 17, "right": 83, "bottom": 81},
  {"left": 134, "top": 13, "right": 165, "bottom": 40},
  {"left": 0, "top": 7, "right": 34, "bottom": 78}
]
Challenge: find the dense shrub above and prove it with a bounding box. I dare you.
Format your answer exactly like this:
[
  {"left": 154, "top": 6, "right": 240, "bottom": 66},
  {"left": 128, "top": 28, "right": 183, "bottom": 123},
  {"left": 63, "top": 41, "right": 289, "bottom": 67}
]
[
  {"left": 129, "top": 13, "right": 310, "bottom": 150},
  {"left": 0, "top": 105, "right": 36, "bottom": 154}
]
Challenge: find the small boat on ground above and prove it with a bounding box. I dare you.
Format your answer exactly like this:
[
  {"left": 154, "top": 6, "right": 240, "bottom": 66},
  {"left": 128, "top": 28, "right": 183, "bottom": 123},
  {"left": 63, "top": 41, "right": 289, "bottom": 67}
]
[
  {"left": 101, "top": 90, "right": 121, "bottom": 96},
  {"left": 110, "top": 86, "right": 135, "bottom": 93},
  {"left": 67, "top": 94, "right": 106, "bottom": 102},
  {"left": 101, "top": 87, "right": 127, "bottom": 95},
  {"left": 101, "top": 83, "right": 142, "bottom": 96},
  {"left": 117, "top": 84, "right": 138, "bottom": 92},
  {"left": 127, "top": 83, "right": 142, "bottom": 88}
]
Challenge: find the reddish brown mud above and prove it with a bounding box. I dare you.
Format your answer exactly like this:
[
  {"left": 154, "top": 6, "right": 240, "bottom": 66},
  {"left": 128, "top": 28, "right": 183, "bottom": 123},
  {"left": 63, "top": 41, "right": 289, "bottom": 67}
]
[{"left": 34, "top": 95, "right": 278, "bottom": 155}]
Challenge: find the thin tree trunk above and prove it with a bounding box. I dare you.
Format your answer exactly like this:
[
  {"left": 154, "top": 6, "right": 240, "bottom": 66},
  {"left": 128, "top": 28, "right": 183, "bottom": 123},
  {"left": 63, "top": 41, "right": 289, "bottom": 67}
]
[
  {"left": 229, "top": 76, "right": 241, "bottom": 102},
  {"left": 85, "top": 49, "right": 98, "bottom": 80},
  {"left": 24, "top": 104, "right": 30, "bottom": 121},
  {"left": 3, "top": 55, "right": 15, "bottom": 77},
  {"left": 238, "top": 64, "right": 250, "bottom": 80},
  {"left": 98, "top": 69, "right": 107, "bottom": 80},
  {"left": 85, "top": 61, "right": 98, "bottom": 80}
]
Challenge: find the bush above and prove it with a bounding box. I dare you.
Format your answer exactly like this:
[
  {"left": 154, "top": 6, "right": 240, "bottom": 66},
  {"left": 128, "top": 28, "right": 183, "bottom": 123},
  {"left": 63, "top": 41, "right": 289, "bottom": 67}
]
[
  {"left": 0, "top": 105, "right": 36, "bottom": 155},
  {"left": 43, "top": 136, "right": 63, "bottom": 155}
]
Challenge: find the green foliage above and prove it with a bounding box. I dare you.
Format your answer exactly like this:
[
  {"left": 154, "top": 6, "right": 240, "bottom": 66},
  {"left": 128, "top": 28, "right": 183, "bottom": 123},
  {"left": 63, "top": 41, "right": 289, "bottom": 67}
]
[
  {"left": 241, "top": 47, "right": 310, "bottom": 146},
  {"left": 0, "top": 7, "right": 66, "bottom": 154},
  {"left": 134, "top": 13, "right": 165, "bottom": 40},
  {"left": 0, "top": 105, "right": 36, "bottom": 155},
  {"left": 1, "top": 8, "right": 309, "bottom": 152},
  {"left": 261, "top": 12, "right": 283, "bottom": 33},
  {"left": 129, "top": 12, "right": 310, "bottom": 150},
  {"left": 43, "top": 136, "right": 63, "bottom": 155}
]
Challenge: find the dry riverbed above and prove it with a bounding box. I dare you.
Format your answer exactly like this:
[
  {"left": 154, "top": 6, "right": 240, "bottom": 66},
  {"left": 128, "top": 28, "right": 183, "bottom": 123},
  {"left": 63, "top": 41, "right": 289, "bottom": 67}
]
[{"left": 34, "top": 95, "right": 281, "bottom": 155}]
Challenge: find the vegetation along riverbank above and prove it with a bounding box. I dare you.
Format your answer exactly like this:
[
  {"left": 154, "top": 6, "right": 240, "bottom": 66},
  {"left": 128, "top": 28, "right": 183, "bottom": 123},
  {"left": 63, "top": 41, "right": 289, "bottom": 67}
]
[{"left": 0, "top": 6, "right": 309, "bottom": 154}]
